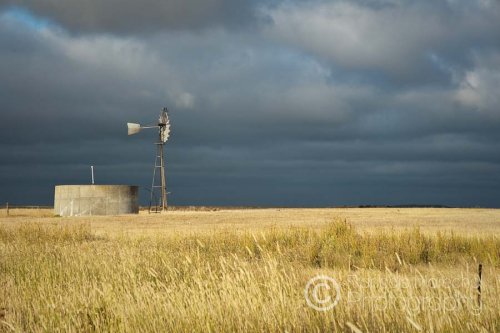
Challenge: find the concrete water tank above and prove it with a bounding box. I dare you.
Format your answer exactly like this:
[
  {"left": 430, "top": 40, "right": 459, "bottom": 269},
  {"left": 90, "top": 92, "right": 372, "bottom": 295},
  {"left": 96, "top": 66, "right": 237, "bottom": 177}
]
[{"left": 54, "top": 185, "right": 139, "bottom": 216}]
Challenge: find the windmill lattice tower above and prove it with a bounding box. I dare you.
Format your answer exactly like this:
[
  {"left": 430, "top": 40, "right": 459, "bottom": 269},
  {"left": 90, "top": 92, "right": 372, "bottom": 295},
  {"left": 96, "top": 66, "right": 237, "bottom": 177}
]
[{"left": 127, "top": 107, "right": 171, "bottom": 213}]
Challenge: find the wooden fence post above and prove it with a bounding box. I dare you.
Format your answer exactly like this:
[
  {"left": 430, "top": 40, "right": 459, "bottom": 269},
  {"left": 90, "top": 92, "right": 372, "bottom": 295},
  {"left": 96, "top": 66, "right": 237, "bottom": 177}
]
[{"left": 477, "top": 263, "right": 483, "bottom": 307}]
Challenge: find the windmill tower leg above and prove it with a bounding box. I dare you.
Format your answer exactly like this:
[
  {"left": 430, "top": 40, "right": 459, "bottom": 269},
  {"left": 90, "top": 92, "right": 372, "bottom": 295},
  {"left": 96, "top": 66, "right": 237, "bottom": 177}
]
[
  {"left": 149, "top": 144, "right": 159, "bottom": 213},
  {"left": 159, "top": 141, "right": 167, "bottom": 211}
]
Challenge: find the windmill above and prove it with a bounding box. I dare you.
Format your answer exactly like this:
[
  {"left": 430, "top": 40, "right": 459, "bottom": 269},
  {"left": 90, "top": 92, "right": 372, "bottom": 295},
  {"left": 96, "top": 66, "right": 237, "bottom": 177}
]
[{"left": 127, "top": 107, "right": 171, "bottom": 213}]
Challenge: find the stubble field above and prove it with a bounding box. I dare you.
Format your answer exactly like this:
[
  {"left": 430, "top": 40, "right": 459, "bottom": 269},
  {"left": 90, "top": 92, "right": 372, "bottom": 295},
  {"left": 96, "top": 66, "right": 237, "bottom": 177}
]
[{"left": 1, "top": 208, "right": 499, "bottom": 332}]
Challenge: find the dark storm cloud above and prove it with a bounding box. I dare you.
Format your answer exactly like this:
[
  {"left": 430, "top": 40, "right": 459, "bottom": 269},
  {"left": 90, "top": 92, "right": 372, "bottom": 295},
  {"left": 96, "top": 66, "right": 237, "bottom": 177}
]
[
  {"left": 0, "top": 0, "right": 259, "bottom": 33},
  {"left": 263, "top": 0, "right": 500, "bottom": 85},
  {"left": 1, "top": 1, "right": 500, "bottom": 207}
]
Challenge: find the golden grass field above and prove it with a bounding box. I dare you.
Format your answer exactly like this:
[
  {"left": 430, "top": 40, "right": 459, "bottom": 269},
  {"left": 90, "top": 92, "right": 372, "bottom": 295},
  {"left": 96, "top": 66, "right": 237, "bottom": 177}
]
[{"left": 1, "top": 208, "right": 499, "bottom": 332}]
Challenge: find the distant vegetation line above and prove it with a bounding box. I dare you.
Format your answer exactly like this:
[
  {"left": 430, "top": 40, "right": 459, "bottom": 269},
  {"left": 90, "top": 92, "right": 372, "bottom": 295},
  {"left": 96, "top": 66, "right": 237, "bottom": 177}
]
[{"left": 2, "top": 204, "right": 491, "bottom": 211}]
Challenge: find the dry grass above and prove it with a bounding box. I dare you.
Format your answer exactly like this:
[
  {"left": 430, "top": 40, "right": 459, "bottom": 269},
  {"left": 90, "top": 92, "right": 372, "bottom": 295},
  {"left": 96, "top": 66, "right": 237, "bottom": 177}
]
[
  {"left": 2, "top": 207, "right": 500, "bottom": 236},
  {"left": 1, "top": 208, "right": 499, "bottom": 332}
]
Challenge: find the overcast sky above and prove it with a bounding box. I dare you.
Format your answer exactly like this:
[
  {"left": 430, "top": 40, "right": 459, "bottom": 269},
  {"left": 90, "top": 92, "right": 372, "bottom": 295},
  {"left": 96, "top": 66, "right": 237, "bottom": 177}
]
[{"left": 1, "top": 0, "right": 500, "bottom": 207}]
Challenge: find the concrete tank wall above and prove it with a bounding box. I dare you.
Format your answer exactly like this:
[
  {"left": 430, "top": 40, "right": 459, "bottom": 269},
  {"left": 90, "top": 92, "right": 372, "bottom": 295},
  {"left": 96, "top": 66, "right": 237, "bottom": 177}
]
[{"left": 54, "top": 185, "right": 139, "bottom": 216}]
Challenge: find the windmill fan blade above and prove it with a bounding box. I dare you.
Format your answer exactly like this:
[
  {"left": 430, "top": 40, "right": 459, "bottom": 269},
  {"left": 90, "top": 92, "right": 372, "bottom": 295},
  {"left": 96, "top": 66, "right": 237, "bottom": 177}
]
[
  {"left": 161, "top": 124, "right": 171, "bottom": 142},
  {"left": 159, "top": 109, "right": 169, "bottom": 125},
  {"left": 127, "top": 123, "right": 141, "bottom": 135}
]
